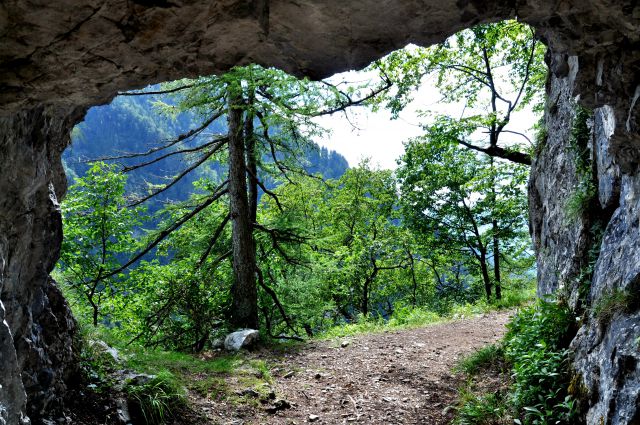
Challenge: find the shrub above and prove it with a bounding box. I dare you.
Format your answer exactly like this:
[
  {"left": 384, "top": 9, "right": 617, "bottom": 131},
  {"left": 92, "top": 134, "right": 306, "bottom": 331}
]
[
  {"left": 456, "top": 390, "right": 509, "bottom": 425},
  {"left": 456, "top": 344, "right": 505, "bottom": 376},
  {"left": 125, "top": 371, "right": 186, "bottom": 425},
  {"left": 504, "top": 300, "right": 577, "bottom": 425}
]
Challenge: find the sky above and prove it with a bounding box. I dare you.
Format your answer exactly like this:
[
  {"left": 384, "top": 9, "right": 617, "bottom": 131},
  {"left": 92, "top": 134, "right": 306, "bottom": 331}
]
[
  {"left": 312, "top": 71, "right": 436, "bottom": 170},
  {"left": 313, "top": 68, "right": 538, "bottom": 170}
]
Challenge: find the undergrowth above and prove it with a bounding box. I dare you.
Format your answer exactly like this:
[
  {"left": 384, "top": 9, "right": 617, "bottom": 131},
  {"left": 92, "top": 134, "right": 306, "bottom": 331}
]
[
  {"left": 320, "top": 283, "right": 535, "bottom": 339},
  {"left": 456, "top": 299, "right": 579, "bottom": 425},
  {"left": 125, "top": 371, "right": 186, "bottom": 425},
  {"left": 456, "top": 344, "right": 505, "bottom": 376},
  {"left": 76, "top": 323, "right": 275, "bottom": 424},
  {"left": 593, "top": 288, "right": 640, "bottom": 326}
]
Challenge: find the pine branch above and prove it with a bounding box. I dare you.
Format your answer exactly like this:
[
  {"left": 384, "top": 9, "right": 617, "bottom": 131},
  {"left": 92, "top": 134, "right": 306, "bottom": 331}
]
[
  {"left": 122, "top": 137, "right": 227, "bottom": 173},
  {"left": 95, "top": 186, "right": 229, "bottom": 282},
  {"left": 93, "top": 112, "right": 223, "bottom": 161},
  {"left": 196, "top": 213, "right": 231, "bottom": 268},
  {"left": 127, "top": 143, "right": 228, "bottom": 207}
]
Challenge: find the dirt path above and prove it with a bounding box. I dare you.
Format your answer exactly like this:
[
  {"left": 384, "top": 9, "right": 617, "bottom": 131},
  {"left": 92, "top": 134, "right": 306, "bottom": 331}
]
[{"left": 188, "top": 310, "right": 513, "bottom": 425}]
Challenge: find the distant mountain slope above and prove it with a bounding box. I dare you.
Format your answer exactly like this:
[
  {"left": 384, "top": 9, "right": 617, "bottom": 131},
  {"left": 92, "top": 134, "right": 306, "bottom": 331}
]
[{"left": 64, "top": 94, "right": 349, "bottom": 209}]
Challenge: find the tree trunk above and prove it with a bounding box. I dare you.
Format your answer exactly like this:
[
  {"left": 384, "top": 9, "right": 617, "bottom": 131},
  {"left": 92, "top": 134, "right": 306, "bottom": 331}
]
[
  {"left": 407, "top": 249, "right": 418, "bottom": 307},
  {"left": 479, "top": 249, "right": 492, "bottom": 302},
  {"left": 227, "top": 84, "right": 259, "bottom": 330},
  {"left": 492, "top": 218, "right": 502, "bottom": 300},
  {"left": 245, "top": 88, "right": 258, "bottom": 223},
  {"left": 362, "top": 278, "right": 369, "bottom": 316},
  {"left": 489, "top": 158, "right": 502, "bottom": 300}
]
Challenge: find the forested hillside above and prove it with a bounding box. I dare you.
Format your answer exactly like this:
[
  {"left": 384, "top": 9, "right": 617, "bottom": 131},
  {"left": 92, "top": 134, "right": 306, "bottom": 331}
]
[{"left": 64, "top": 94, "right": 349, "bottom": 211}]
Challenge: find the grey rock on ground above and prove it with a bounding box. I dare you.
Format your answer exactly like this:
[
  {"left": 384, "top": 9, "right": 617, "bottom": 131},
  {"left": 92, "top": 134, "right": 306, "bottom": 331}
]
[{"left": 224, "top": 330, "right": 260, "bottom": 351}]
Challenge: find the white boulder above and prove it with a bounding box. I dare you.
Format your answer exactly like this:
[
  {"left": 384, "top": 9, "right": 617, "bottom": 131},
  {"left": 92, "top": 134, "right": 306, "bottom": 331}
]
[{"left": 224, "top": 329, "right": 260, "bottom": 351}]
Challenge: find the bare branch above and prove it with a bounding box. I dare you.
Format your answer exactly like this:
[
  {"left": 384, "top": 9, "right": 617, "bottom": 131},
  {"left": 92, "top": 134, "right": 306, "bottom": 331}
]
[
  {"left": 499, "top": 130, "right": 533, "bottom": 146},
  {"left": 122, "top": 137, "right": 227, "bottom": 173},
  {"left": 256, "top": 267, "right": 301, "bottom": 338},
  {"left": 127, "top": 143, "right": 228, "bottom": 207},
  {"left": 118, "top": 83, "right": 199, "bottom": 96},
  {"left": 94, "top": 112, "right": 223, "bottom": 161},
  {"left": 256, "top": 75, "right": 392, "bottom": 118},
  {"left": 245, "top": 167, "right": 284, "bottom": 212},
  {"left": 456, "top": 138, "right": 531, "bottom": 165},
  {"left": 196, "top": 213, "right": 231, "bottom": 268}
]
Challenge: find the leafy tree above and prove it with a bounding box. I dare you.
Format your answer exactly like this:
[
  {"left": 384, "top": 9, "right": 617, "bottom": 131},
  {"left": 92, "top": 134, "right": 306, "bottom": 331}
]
[
  {"left": 262, "top": 162, "right": 411, "bottom": 324},
  {"left": 124, "top": 192, "right": 232, "bottom": 351},
  {"left": 100, "top": 64, "right": 390, "bottom": 331},
  {"left": 397, "top": 138, "right": 529, "bottom": 301},
  {"left": 322, "top": 163, "right": 407, "bottom": 317},
  {"left": 374, "top": 20, "right": 546, "bottom": 165},
  {"left": 58, "top": 162, "right": 143, "bottom": 326}
]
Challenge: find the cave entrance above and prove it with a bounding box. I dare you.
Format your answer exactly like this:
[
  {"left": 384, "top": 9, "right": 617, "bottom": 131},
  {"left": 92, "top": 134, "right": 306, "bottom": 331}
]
[
  {"left": 3, "top": 1, "right": 639, "bottom": 423},
  {"left": 51, "top": 20, "right": 543, "bottom": 422}
]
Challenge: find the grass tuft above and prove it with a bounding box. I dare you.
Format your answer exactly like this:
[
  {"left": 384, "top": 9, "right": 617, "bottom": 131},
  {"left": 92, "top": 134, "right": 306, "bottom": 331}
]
[
  {"left": 125, "top": 370, "right": 186, "bottom": 425},
  {"left": 456, "top": 344, "right": 505, "bottom": 376},
  {"left": 456, "top": 390, "right": 510, "bottom": 425},
  {"left": 593, "top": 288, "right": 640, "bottom": 326}
]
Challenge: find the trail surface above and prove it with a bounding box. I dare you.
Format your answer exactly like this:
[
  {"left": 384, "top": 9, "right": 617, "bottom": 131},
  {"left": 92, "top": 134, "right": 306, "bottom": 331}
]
[{"left": 188, "top": 310, "right": 513, "bottom": 425}]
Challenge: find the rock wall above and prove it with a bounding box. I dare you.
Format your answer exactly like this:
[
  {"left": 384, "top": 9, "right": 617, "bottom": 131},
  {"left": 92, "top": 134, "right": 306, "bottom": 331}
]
[
  {"left": 0, "top": 0, "right": 639, "bottom": 423},
  {"left": 530, "top": 50, "right": 640, "bottom": 425},
  {"left": 0, "top": 107, "right": 80, "bottom": 424}
]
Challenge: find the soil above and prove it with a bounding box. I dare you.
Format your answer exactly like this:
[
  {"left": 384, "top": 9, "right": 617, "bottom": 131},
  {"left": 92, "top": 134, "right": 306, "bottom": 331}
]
[{"left": 186, "top": 310, "right": 513, "bottom": 425}]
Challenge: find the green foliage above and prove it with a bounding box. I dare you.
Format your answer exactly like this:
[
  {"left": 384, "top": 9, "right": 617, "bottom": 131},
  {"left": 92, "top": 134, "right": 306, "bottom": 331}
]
[
  {"left": 456, "top": 344, "right": 505, "bottom": 376},
  {"left": 387, "top": 305, "right": 442, "bottom": 328},
  {"left": 126, "top": 348, "right": 241, "bottom": 376},
  {"left": 125, "top": 371, "right": 186, "bottom": 425},
  {"left": 373, "top": 21, "right": 545, "bottom": 118},
  {"left": 565, "top": 178, "right": 597, "bottom": 222},
  {"left": 58, "top": 162, "right": 144, "bottom": 326},
  {"left": 504, "top": 300, "right": 577, "bottom": 425},
  {"left": 456, "top": 300, "right": 579, "bottom": 425},
  {"left": 397, "top": 136, "right": 531, "bottom": 302},
  {"left": 456, "top": 391, "right": 509, "bottom": 425},
  {"left": 532, "top": 117, "right": 548, "bottom": 158},
  {"left": 123, "top": 195, "right": 232, "bottom": 351},
  {"left": 593, "top": 288, "right": 640, "bottom": 326},
  {"left": 569, "top": 106, "right": 593, "bottom": 175},
  {"left": 319, "top": 308, "right": 442, "bottom": 340},
  {"left": 565, "top": 106, "right": 596, "bottom": 223}
]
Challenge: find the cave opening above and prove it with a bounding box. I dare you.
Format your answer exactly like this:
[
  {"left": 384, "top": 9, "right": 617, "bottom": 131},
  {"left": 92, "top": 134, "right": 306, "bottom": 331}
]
[{"left": 1, "top": 1, "right": 639, "bottom": 424}]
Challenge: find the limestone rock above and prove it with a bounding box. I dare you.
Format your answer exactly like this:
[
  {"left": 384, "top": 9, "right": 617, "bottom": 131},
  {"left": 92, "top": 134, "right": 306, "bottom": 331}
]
[
  {"left": 89, "top": 340, "right": 121, "bottom": 364},
  {"left": 115, "top": 398, "right": 132, "bottom": 425},
  {"left": 530, "top": 46, "right": 640, "bottom": 424},
  {"left": 528, "top": 55, "right": 589, "bottom": 304},
  {"left": 224, "top": 329, "right": 260, "bottom": 351}
]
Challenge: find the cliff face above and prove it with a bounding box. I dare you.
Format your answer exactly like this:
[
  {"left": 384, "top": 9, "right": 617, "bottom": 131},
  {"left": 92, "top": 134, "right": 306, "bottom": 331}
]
[
  {"left": 0, "top": 107, "right": 80, "bottom": 423},
  {"left": 529, "top": 27, "right": 640, "bottom": 422},
  {"left": 0, "top": 1, "right": 639, "bottom": 423}
]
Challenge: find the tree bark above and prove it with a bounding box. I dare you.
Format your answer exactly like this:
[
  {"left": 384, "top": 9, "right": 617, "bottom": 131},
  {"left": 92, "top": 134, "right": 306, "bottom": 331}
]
[
  {"left": 489, "top": 158, "right": 502, "bottom": 300},
  {"left": 227, "top": 84, "right": 259, "bottom": 329},
  {"left": 245, "top": 88, "right": 258, "bottom": 223},
  {"left": 479, "top": 249, "right": 492, "bottom": 302},
  {"left": 492, "top": 218, "right": 502, "bottom": 300}
]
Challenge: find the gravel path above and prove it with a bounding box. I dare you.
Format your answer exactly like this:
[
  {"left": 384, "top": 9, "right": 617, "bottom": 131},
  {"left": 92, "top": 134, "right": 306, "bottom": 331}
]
[{"left": 188, "top": 310, "right": 513, "bottom": 425}]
